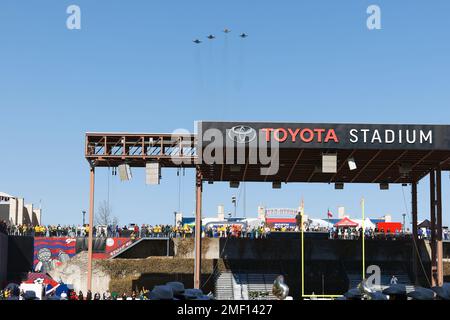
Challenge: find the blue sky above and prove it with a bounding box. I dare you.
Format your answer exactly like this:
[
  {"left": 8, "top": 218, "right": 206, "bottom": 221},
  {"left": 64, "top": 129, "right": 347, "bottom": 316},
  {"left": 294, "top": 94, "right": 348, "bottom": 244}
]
[{"left": 1, "top": 0, "right": 449, "bottom": 227}]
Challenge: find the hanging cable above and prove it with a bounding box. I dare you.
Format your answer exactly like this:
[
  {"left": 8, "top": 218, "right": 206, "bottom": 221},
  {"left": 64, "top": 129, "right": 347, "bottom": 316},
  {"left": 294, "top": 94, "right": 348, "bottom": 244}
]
[
  {"left": 401, "top": 185, "right": 431, "bottom": 287},
  {"left": 235, "top": 183, "right": 244, "bottom": 217},
  {"left": 201, "top": 231, "right": 232, "bottom": 289},
  {"left": 107, "top": 167, "right": 111, "bottom": 210},
  {"left": 177, "top": 168, "right": 182, "bottom": 214},
  {"left": 243, "top": 182, "right": 246, "bottom": 218}
]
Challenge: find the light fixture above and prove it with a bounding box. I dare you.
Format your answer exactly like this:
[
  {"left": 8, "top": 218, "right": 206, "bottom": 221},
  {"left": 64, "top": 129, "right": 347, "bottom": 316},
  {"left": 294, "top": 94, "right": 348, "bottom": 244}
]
[
  {"left": 272, "top": 181, "right": 281, "bottom": 189},
  {"left": 322, "top": 154, "right": 337, "bottom": 173},
  {"left": 348, "top": 157, "right": 357, "bottom": 171},
  {"left": 230, "top": 181, "right": 240, "bottom": 188},
  {"left": 335, "top": 182, "right": 344, "bottom": 190},
  {"left": 399, "top": 164, "right": 412, "bottom": 175},
  {"left": 379, "top": 183, "right": 389, "bottom": 190},
  {"left": 118, "top": 164, "right": 132, "bottom": 181},
  {"left": 230, "top": 165, "right": 241, "bottom": 173},
  {"left": 145, "top": 162, "right": 160, "bottom": 185}
]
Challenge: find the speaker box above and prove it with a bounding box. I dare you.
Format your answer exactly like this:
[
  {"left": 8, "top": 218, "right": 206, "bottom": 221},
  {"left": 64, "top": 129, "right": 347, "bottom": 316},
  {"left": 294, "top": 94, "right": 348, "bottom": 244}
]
[{"left": 146, "top": 162, "right": 160, "bottom": 185}]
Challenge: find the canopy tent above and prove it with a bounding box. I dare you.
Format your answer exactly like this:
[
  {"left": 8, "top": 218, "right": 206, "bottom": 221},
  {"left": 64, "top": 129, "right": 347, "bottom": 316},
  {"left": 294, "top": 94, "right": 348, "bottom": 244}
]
[
  {"left": 418, "top": 219, "right": 431, "bottom": 229},
  {"left": 308, "top": 218, "right": 334, "bottom": 229},
  {"left": 334, "top": 217, "right": 358, "bottom": 227},
  {"left": 351, "top": 218, "right": 377, "bottom": 230}
]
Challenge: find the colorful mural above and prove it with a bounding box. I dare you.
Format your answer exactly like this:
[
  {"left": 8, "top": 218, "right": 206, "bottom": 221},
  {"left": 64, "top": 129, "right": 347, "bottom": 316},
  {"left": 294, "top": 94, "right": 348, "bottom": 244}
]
[
  {"left": 34, "top": 238, "right": 76, "bottom": 272},
  {"left": 93, "top": 237, "right": 132, "bottom": 259},
  {"left": 33, "top": 237, "right": 132, "bottom": 271}
]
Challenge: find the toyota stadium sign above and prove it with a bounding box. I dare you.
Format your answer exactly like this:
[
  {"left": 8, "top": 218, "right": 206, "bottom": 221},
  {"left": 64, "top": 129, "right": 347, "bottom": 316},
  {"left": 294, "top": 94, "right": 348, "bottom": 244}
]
[{"left": 198, "top": 121, "right": 450, "bottom": 150}]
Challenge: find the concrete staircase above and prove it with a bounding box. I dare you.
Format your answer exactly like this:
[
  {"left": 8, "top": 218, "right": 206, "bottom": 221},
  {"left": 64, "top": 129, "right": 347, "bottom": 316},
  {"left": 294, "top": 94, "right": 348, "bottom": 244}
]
[
  {"left": 215, "top": 271, "right": 234, "bottom": 300},
  {"left": 214, "top": 271, "right": 278, "bottom": 300}
]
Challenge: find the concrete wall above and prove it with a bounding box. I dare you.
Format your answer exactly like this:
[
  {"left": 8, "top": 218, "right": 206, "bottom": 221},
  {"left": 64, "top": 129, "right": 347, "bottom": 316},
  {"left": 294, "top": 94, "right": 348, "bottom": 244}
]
[
  {"left": 32, "top": 209, "right": 41, "bottom": 225},
  {"left": 0, "top": 199, "right": 41, "bottom": 225},
  {"left": 0, "top": 204, "right": 9, "bottom": 222},
  {"left": 17, "top": 198, "right": 24, "bottom": 225},
  {"left": 114, "top": 239, "right": 173, "bottom": 259},
  {"left": 48, "top": 238, "right": 449, "bottom": 296},
  {"left": 24, "top": 204, "right": 33, "bottom": 225},
  {"left": 174, "top": 237, "right": 418, "bottom": 262},
  {"left": 0, "top": 233, "right": 7, "bottom": 287},
  {"left": 173, "top": 238, "right": 220, "bottom": 259},
  {"left": 9, "top": 199, "right": 17, "bottom": 224},
  {"left": 7, "top": 236, "right": 34, "bottom": 281},
  {"left": 49, "top": 251, "right": 110, "bottom": 293}
]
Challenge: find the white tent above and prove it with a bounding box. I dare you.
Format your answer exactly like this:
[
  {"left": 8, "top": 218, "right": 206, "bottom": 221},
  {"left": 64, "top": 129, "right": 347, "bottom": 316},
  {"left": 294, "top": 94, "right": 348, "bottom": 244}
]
[
  {"left": 309, "top": 218, "right": 333, "bottom": 229},
  {"left": 352, "top": 218, "right": 376, "bottom": 229},
  {"left": 242, "top": 218, "right": 263, "bottom": 228}
]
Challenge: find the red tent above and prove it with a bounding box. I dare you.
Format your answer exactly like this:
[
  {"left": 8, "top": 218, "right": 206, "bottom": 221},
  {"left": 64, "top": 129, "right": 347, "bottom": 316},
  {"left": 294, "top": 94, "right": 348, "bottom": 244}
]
[{"left": 334, "top": 217, "right": 358, "bottom": 227}]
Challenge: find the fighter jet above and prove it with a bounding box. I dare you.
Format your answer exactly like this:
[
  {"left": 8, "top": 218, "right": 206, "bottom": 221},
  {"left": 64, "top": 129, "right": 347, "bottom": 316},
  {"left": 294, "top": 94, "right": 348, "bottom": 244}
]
[
  {"left": 240, "top": 33, "right": 248, "bottom": 38},
  {"left": 193, "top": 39, "right": 202, "bottom": 44},
  {"left": 207, "top": 34, "right": 216, "bottom": 40},
  {"left": 223, "top": 28, "right": 231, "bottom": 34}
]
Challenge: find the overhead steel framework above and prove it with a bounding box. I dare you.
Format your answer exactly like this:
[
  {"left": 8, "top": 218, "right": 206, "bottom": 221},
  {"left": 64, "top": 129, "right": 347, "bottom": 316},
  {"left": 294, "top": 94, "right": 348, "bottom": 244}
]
[
  {"left": 85, "top": 123, "right": 450, "bottom": 292},
  {"left": 85, "top": 133, "right": 197, "bottom": 167}
]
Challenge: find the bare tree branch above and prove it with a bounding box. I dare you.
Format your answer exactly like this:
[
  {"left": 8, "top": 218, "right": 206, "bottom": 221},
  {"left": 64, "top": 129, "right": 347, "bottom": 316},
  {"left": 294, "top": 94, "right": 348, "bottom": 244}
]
[{"left": 95, "top": 200, "right": 119, "bottom": 226}]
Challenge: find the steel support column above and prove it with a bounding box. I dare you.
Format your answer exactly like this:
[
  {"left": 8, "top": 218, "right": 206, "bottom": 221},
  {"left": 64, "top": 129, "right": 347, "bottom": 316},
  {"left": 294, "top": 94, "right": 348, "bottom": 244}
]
[
  {"left": 429, "top": 170, "right": 437, "bottom": 287},
  {"left": 194, "top": 167, "right": 203, "bottom": 289},
  {"left": 436, "top": 168, "right": 444, "bottom": 286},
  {"left": 87, "top": 166, "right": 95, "bottom": 292},
  {"left": 411, "top": 182, "right": 418, "bottom": 284}
]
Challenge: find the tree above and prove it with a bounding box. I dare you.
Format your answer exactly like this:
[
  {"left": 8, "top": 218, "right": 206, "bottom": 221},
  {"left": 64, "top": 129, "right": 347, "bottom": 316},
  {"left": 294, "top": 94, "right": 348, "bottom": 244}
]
[{"left": 95, "top": 200, "right": 119, "bottom": 226}]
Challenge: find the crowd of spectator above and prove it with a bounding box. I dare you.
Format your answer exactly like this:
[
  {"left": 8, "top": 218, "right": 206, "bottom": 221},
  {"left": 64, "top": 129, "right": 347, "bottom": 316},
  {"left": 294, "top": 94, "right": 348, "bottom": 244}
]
[
  {"left": 204, "top": 224, "right": 271, "bottom": 239},
  {"left": 1, "top": 219, "right": 448, "bottom": 241},
  {"left": 0, "top": 222, "right": 193, "bottom": 239},
  {"left": 1, "top": 288, "right": 154, "bottom": 300},
  {"left": 0, "top": 285, "right": 212, "bottom": 300},
  {"left": 328, "top": 226, "right": 412, "bottom": 240}
]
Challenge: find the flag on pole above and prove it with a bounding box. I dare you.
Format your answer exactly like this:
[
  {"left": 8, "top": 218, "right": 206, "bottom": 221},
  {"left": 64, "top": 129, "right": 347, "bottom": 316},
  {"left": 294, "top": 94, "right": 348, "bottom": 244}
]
[{"left": 327, "top": 209, "right": 333, "bottom": 218}]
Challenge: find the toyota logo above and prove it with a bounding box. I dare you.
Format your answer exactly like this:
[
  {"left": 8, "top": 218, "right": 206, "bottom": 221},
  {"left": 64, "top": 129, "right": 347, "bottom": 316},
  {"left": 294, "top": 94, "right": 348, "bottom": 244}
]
[{"left": 227, "top": 125, "right": 257, "bottom": 144}]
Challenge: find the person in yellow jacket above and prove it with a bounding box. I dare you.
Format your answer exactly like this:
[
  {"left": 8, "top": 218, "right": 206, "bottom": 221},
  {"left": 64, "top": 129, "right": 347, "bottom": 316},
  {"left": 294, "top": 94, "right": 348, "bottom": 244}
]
[{"left": 221, "top": 225, "right": 227, "bottom": 237}]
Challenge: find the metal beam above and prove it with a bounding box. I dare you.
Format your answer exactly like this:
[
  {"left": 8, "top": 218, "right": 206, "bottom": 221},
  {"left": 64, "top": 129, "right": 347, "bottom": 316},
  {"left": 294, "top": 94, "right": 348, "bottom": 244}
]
[
  {"left": 330, "top": 150, "right": 356, "bottom": 183},
  {"left": 85, "top": 133, "right": 196, "bottom": 167},
  {"left": 307, "top": 167, "right": 317, "bottom": 183},
  {"left": 87, "top": 167, "right": 95, "bottom": 292},
  {"left": 242, "top": 157, "right": 249, "bottom": 181},
  {"left": 411, "top": 182, "right": 418, "bottom": 285},
  {"left": 394, "top": 150, "right": 434, "bottom": 183},
  {"left": 351, "top": 150, "right": 382, "bottom": 182},
  {"left": 371, "top": 150, "right": 408, "bottom": 183},
  {"left": 194, "top": 168, "right": 203, "bottom": 289},
  {"left": 430, "top": 170, "right": 437, "bottom": 287},
  {"left": 436, "top": 167, "right": 444, "bottom": 286},
  {"left": 286, "top": 150, "right": 304, "bottom": 182},
  {"left": 264, "top": 148, "right": 279, "bottom": 182}
]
